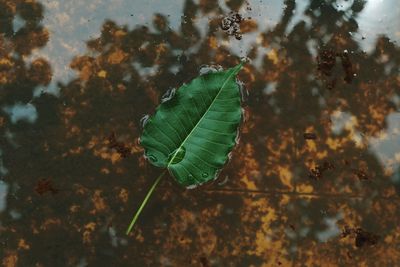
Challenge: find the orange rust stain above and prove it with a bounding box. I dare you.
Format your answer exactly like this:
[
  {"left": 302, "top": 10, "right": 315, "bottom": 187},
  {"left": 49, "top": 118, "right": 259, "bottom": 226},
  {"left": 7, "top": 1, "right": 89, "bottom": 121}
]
[
  {"left": 90, "top": 190, "right": 107, "bottom": 214},
  {"left": 83, "top": 222, "right": 96, "bottom": 244},
  {"left": 325, "top": 137, "right": 344, "bottom": 151},
  {"left": 277, "top": 165, "right": 293, "bottom": 190},
  {"left": 97, "top": 70, "right": 107, "bottom": 78},
  {"left": 198, "top": 225, "right": 217, "bottom": 254},
  {"left": 238, "top": 143, "right": 260, "bottom": 190},
  {"left": 108, "top": 49, "right": 128, "bottom": 64},
  {"left": 208, "top": 36, "right": 218, "bottom": 49},
  {"left": 69, "top": 205, "right": 80, "bottom": 213},
  {"left": 114, "top": 29, "right": 127, "bottom": 38},
  {"left": 296, "top": 184, "right": 314, "bottom": 193},
  {"left": 2, "top": 251, "right": 18, "bottom": 267},
  {"left": 118, "top": 188, "right": 129, "bottom": 203},
  {"left": 0, "top": 58, "right": 13, "bottom": 66},
  {"left": 17, "top": 239, "right": 30, "bottom": 250},
  {"left": 155, "top": 43, "right": 167, "bottom": 59},
  {"left": 240, "top": 19, "right": 258, "bottom": 33},
  {"left": 74, "top": 184, "right": 89, "bottom": 195},
  {"left": 40, "top": 218, "right": 61, "bottom": 230},
  {"left": 100, "top": 168, "right": 110, "bottom": 174},
  {"left": 267, "top": 49, "right": 279, "bottom": 65}
]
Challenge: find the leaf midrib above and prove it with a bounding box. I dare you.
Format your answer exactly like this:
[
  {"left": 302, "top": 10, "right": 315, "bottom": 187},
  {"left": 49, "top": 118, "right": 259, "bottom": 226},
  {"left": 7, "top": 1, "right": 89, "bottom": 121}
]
[{"left": 167, "top": 64, "right": 241, "bottom": 168}]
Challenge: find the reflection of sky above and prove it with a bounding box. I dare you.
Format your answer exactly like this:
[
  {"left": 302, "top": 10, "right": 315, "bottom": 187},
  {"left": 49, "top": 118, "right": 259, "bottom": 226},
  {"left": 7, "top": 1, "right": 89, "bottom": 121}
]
[
  {"left": 316, "top": 213, "right": 342, "bottom": 242},
  {"left": 330, "top": 109, "right": 400, "bottom": 183},
  {"left": 369, "top": 113, "right": 400, "bottom": 182},
  {"left": 25, "top": 0, "right": 285, "bottom": 95},
  {"left": 3, "top": 103, "right": 38, "bottom": 124},
  {"left": 27, "top": 0, "right": 187, "bottom": 95},
  {"left": 356, "top": 0, "right": 400, "bottom": 53},
  {"left": 282, "top": 0, "right": 400, "bottom": 53},
  {"left": 22, "top": 0, "right": 399, "bottom": 95}
]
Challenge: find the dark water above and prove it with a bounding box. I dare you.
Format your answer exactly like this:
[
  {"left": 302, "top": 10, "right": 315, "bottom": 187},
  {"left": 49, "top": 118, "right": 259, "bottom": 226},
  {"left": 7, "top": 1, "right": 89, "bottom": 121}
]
[{"left": 1, "top": 0, "right": 400, "bottom": 266}]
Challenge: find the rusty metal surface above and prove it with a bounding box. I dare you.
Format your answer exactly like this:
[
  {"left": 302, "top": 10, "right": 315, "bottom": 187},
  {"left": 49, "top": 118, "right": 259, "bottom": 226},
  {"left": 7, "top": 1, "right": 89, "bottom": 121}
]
[{"left": 0, "top": 0, "right": 400, "bottom": 266}]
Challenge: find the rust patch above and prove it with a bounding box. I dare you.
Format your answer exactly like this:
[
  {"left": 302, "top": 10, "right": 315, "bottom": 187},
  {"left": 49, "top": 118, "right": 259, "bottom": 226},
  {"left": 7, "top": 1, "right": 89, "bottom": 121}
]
[{"left": 107, "top": 132, "right": 131, "bottom": 158}]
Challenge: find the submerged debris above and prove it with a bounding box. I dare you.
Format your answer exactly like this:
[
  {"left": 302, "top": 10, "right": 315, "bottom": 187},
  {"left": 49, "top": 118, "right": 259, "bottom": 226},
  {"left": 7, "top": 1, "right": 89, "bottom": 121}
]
[
  {"left": 317, "top": 48, "right": 355, "bottom": 89},
  {"left": 303, "top": 132, "right": 317, "bottom": 140},
  {"left": 309, "top": 161, "right": 335, "bottom": 180},
  {"left": 220, "top": 12, "right": 244, "bottom": 40},
  {"left": 341, "top": 226, "right": 379, "bottom": 248},
  {"left": 339, "top": 51, "right": 355, "bottom": 83},
  {"left": 317, "top": 49, "right": 337, "bottom": 76}
]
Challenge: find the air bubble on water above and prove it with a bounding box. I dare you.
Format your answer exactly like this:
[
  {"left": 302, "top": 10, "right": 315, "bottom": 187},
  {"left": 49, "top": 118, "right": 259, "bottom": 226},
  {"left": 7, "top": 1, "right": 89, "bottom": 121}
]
[
  {"left": 186, "top": 184, "right": 198, "bottom": 189},
  {"left": 161, "top": 88, "right": 176, "bottom": 103},
  {"left": 218, "top": 175, "right": 229, "bottom": 186},
  {"left": 241, "top": 107, "right": 247, "bottom": 123},
  {"left": 237, "top": 80, "right": 249, "bottom": 105},
  {"left": 213, "top": 169, "right": 222, "bottom": 181},
  {"left": 235, "top": 130, "right": 241, "bottom": 145},
  {"left": 227, "top": 151, "right": 233, "bottom": 161},
  {"left": 140, "top": 114, "right": 150, "bottom": 128},
  {"left": 199, "top": 64, "right": 223, "bottom": 75},
  {"left": 240, "top": 56, "right": 251, "bottom": 64}
]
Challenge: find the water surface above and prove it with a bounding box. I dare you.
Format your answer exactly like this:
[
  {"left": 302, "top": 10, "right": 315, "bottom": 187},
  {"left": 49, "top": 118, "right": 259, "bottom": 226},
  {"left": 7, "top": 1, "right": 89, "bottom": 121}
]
[{"left": 1, "top": 0, "right": 400, "bottom": 266}]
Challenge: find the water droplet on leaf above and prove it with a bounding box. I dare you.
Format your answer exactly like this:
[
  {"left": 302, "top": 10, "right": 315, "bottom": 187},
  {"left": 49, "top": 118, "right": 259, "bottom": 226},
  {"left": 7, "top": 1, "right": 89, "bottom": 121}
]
[
  {"left": 235, "top": 131, "right": 241, "bottom": 145},
  {"left": 167, "top": 146, "right": 186, "bottom": 164},
  {"left": 202, "top": 172, "right": 208, "bottom": 178},
  {"left": 237, "top": 80, "right": 249, "bottom": 105}
]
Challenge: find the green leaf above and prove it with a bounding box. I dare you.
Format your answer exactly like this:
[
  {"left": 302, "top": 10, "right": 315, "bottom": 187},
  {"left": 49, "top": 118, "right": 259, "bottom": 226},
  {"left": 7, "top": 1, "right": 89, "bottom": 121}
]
[
  {"left": 140, "top": 62, "right": 244, "bottom": 188},
  {"left": 126, "top": 62, "right": 244, "bottom": 234}
]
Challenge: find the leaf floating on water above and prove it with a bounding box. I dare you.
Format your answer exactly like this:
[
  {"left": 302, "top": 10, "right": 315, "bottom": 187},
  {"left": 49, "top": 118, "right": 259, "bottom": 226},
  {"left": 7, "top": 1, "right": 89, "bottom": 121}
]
[
  {"left": 126, "top": 62, "right": 244, "bottom": 234},
  {"left": 140, "top": 62, "right": 244, "bottom": 187}
]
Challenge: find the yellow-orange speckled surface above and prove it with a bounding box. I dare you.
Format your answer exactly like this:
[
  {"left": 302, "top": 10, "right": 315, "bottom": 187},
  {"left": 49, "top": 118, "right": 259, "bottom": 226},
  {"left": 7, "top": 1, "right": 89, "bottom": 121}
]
[{"left": 1, "top": 0, "right": 400, "bottom": 266}]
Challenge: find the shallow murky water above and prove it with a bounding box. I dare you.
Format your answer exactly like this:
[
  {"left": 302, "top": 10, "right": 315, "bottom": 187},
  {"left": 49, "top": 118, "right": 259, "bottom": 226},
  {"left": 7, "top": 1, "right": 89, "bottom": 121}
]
[{"left": 1, "top": 0, "right": 400, "bottom": 266}]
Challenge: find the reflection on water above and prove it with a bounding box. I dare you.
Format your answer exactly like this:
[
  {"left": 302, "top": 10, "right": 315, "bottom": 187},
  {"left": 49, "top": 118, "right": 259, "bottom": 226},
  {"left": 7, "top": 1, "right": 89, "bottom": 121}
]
[
  {"left": 1, "top": 0, "right": 400, "bottom": 266},
  {"left": 3, "top": 103, "right": 38, "bottom": 124},
  {"left": 0, "top": 180, "right": 8, "bottom": 212}
]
